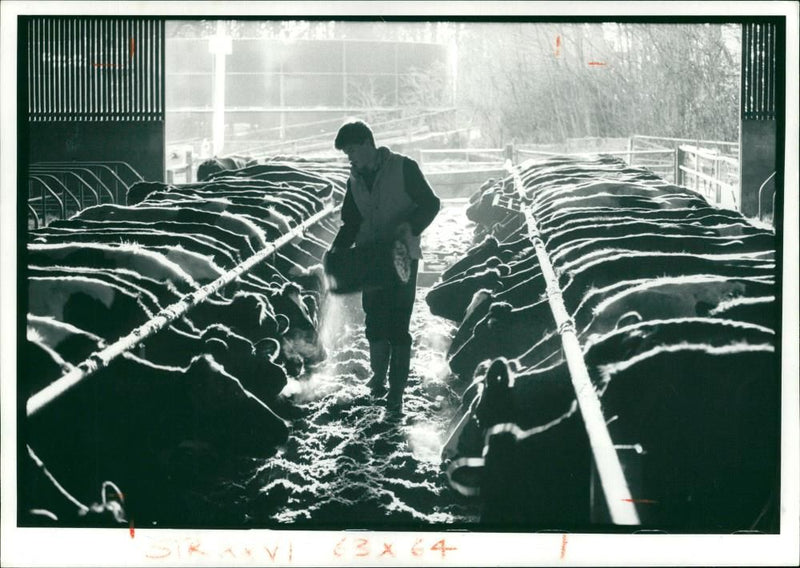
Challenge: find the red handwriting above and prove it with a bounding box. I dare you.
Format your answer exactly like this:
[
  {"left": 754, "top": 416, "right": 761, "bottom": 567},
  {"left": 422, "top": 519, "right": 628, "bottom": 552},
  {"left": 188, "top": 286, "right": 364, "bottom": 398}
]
[
  {"left": 333, "top": 537, "right": 457, "bottom": 561},
  {"left": 93, "top": 38, "right": 136, "bottom": 69},
  {"left": 380, "top": 542, "right": 395, "bottom": 558},
  {"left": 430, "top": 539, "right": 457, "bottom": 559},
  {"left": 560, "top": 534, "right": 568, "bottom": 560},
  {"left": 554, "top": 35, "right": 607, "bottom": 66},
  {"left": 144, "top": 538, "right": 292, "bottom": 562}
]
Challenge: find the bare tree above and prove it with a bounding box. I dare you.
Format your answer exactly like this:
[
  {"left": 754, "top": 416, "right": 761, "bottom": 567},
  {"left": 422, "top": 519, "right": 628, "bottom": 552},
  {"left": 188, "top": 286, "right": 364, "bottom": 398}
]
[{"left": 453, "top": 22, "right": 740, "bottom": 145}]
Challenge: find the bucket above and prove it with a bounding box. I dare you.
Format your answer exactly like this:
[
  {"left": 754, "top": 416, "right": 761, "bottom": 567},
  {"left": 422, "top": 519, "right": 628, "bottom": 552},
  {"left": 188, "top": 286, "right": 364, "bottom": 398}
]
[{"left": 323, "top": 239, "right": 411, "bottom": 294}]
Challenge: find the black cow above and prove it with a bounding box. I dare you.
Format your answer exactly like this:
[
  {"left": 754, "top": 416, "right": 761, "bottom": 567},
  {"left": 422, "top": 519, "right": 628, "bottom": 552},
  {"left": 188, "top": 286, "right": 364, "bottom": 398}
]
[
  {"left": 27, "top": 351, "right": 289, "bottom": 524},
  {"left": 447, "top": 319, "right": 778, "bottom": 529},
  {"left": 196, "top": 155, "right": 256, "bottom": 181}
]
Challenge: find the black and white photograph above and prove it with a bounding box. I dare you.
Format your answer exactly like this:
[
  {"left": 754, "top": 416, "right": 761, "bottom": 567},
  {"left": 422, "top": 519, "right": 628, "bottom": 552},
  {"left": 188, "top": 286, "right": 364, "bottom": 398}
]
[{"left": 1, "top": 1, "right": 798, "bottom": 566}]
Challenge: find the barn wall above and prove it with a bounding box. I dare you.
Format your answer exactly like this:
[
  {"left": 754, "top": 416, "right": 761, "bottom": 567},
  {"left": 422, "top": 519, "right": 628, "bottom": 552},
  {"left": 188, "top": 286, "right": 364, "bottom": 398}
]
[
  {"left": 738, "top": 21, "right": 780, "bottom": 220},
  {"left": 739, "top": 119, "right": 777, "bottom": 219},
  {"left": 29, "top": 121, "right": 165, "bottom": 182},
  {"left": 25, "top": 17, "right": 166, "bottom": 182}
]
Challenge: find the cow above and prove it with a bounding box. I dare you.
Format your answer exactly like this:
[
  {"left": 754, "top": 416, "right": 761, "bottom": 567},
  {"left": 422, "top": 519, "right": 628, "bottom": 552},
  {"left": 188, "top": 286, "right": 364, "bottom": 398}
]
[
  {"left": 446, "top": 319, "right": 778, "bottom": 529},
  {"left": 549, "top": 231, "right": 776, "bottom": 266},
  {"left": 23, "top": 155, "right": 353, "bottom": 526},
  {"left": 27, "top": 314, "right": 105, "bottom": 368},
  {"left": 425, "top": 259, "right": 509, "bottom": 322},
  {"left": 439, "top": 154, "right": 778, "bottom": 530},
  {"left": 139, "top": 194, "right": 295, "bottom": 239},
  {"left": 28, "top": 274, "right": 155, "bottom": 341},
  {"left": 73, "top": 204, "right": 268, "bottom": 255},
  {"left": 265, "top": 281, "right": 325, "bottom": 375},
  {"left": 28, "top": 242, "right": 201, "bottom": 294},
  {"left": 196, "top": 155, "right": 256, "bottom": 181},
  {"left": 200, "top": 323, "right": 288, "bottom": 403},
  {"left": 446, "top": 248, "right": 775, "bottom": 382},
  {"left": 26, "top": 351, "right": 290, "bottom": 525},
  {"left": 126, "top": 181, "right": 173, "bottom": 206},
  {"left": 212, "top": 163, "right": 339, "bottom": 200},
  {"left": 43, "top": 218, "right": 255, "bottom": 263}
]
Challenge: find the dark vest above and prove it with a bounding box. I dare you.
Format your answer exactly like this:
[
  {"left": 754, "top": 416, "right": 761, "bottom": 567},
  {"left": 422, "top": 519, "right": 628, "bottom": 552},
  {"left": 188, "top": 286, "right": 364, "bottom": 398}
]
[{"left": 349, "top": 147, "right": 423, "bottom": 259}]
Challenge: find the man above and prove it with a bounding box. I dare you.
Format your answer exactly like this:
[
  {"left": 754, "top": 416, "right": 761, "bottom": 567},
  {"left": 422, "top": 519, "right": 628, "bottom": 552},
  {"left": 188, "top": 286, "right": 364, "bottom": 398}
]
[{"left": 329, "top": 120, "right": 440, "bottom": 413}]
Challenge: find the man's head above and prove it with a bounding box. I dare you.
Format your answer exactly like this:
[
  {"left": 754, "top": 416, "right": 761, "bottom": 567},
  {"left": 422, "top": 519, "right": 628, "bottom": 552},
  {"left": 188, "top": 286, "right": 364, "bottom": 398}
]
[{"left": 334, "top": 120, "right": 377, "bottom": 172}]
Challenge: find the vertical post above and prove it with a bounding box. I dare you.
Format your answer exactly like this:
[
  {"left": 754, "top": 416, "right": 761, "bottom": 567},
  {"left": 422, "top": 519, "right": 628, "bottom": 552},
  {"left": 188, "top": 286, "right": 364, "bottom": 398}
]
[
  {"left": 504, "top": 143, "right": 514, "bottom": 163},
  {"left": 694, "top": 140, "right": 700, "bottom": 192},
  {"left": 626, "top": 137, "right": 633, "bottom": 166},
  {"left": 185, "top": 149, "right": 193, "bottom": 183},
  {"left": 675, "top": 146, "right": 681, "bottom": 186},
  {"left": 209, "top": 20, "right": 232, "bottom": 156},
  {"left": 341, "top": 40, "right": 347, "bottom": 113},
  {"left": 279, "top": 53, "right": 286, "bottom": 140},
  {"left": 41, "top": 183, "right": 47, "bottom": 224},
  {"left": 394, "top": 42, "right": 399, "bottom": 107},
  {"left": 713, "top": 153, "right": 721, "bottom": 205},
  {"left": 450, "top": 38, "right": 458, "bottom": 107}
]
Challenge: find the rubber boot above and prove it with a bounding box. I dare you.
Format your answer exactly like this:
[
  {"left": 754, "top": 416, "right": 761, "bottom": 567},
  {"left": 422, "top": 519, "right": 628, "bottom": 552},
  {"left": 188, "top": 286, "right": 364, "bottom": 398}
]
[
  {"left": 386, "top": 343, "right": 411, "bottom": 413},
  {"left": 366, "top": 340, "right": 391, "bottom": 397}
]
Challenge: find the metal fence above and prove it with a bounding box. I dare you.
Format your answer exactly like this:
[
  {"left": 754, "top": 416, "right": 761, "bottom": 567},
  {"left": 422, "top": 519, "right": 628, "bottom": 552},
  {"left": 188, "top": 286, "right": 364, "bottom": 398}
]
[
  {"left": 28, "top": 161, "right": 144, "bottom": 229},
  {"left": 676, "top": 145, "right": 740, "bottom": 211}
]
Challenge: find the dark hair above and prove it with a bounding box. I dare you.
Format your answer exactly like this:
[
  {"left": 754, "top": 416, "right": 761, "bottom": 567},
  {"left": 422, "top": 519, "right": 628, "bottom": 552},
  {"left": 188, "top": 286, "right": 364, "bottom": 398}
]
[{"left": 334, "top": 119, "right": 375, "bottom": 150}]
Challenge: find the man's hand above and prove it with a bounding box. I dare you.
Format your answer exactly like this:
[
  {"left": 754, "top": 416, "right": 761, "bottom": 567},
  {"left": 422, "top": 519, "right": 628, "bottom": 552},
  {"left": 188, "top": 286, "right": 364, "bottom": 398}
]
[{"left": 394, "top": 222, "right": 413, "bottom": 244}]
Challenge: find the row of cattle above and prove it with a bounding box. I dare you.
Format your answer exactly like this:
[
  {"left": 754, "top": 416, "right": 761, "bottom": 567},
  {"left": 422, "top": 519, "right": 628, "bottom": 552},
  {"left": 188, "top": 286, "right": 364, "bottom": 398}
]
[
  {"left": 428, "top": 155, "right": 779, "bottom": 531},
  {"left": 24, "top": 158, "right": 349, "bottom": 526}
]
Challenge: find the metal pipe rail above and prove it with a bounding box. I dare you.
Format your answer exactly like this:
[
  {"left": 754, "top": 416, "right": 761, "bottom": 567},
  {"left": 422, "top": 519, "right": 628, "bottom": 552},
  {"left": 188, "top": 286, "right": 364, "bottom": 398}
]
[
  {"left": 632, "top": 134, "right": 740, "bottom": 148},
  {"left": 517, "top": 148, "right": 672, "bottom": 158},
  {"left": 29, "top": 170, "right": 103, "bottom": 210},
  {"left": 758, "top": 171, "right": 777, "bottom": 221},
  {"left": 503, "top": 160, "right": 640, "bottom": 526},
  {"left": 234, "top": 108, "right": 456, "bottom": 158},
  {"left": 32, "top": 163, "right": 134, "bottom": 205},
  {"left": 33, "top": 161, "right": 144, "bottom": 185},
  {"left": 28, "top": 204, "right": 41, "bottom": 229},
  {"left": 31, "top": 167, "right": 117, "bottom": 203},
  {"left": 678, "top": 165, "right": 738, "bottom": 192},
  {"left": 677, "top": 145, "right": 739, "bottom": 167},
  {"left": 27, "top": 203, "right": 339, "bottom": 418},
  {"left": 28, "top": 177, "right": 65, "bottom": 223},
  {"left": 28, "top": 170, "right": 114, "bottom": 228}
]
